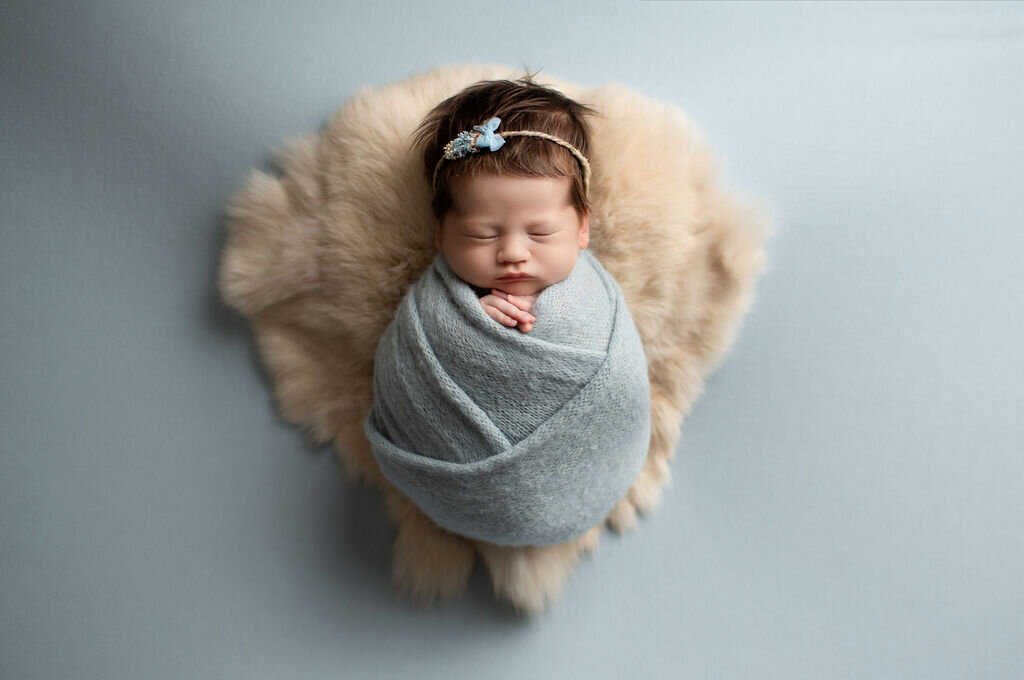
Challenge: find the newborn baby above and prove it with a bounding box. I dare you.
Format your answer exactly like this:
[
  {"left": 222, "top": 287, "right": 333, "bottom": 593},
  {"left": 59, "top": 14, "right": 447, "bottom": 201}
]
[
  {"left": 437, "top": 172, "right": 589, "bottom": 333},
  {"left": 419, "top": 77, "right": 597, "bottom": 330},
  {"left": 364, "top": 76, "right": 650, "bottom": 546}
]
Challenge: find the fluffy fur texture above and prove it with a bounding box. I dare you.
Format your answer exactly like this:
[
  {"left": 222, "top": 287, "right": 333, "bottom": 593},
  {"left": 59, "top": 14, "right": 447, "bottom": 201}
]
[{"left": 218, "top": 64, "right": 767, "bottom": 614}]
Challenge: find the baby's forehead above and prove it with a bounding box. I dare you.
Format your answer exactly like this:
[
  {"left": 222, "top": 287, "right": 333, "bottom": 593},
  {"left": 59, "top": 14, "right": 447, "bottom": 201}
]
[{"left": 448, "top": 174, "right": 574, "bottom": 211}]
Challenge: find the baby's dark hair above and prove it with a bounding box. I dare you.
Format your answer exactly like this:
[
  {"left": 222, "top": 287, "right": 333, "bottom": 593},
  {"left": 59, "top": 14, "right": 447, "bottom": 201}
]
[{"left": 413, "top": 73, "right": 596, "bottom": 220}]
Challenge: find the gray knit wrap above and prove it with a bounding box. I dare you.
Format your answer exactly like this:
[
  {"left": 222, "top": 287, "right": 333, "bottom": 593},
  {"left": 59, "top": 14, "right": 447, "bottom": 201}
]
[{"left": 364, "top": 250, "right": 651, "bottom": 546}]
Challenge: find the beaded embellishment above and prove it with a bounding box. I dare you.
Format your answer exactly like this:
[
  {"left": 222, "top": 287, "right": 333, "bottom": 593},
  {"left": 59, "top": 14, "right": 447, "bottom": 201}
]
[
  {"left": 441, "top": 117, "right": 505, "bottom": 160},
  {"left": 442, "top": 131, "right": 479, "bottom": 160}
]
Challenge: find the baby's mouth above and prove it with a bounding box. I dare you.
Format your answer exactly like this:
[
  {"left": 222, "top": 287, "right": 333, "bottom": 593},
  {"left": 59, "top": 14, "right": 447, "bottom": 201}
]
[{"left": 497, "top": 273, "right": 532, "bottom": 281}]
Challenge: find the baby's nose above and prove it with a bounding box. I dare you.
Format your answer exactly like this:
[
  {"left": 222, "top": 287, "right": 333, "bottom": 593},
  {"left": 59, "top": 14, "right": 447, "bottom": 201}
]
[{"left": 497, "top": 235, "right": 529, "bottom": 262}]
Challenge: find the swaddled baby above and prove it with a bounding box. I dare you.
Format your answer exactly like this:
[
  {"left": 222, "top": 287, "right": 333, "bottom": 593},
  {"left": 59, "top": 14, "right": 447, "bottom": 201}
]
[{"left": 365, "top": 76, "right": 650, "bottom": 546}]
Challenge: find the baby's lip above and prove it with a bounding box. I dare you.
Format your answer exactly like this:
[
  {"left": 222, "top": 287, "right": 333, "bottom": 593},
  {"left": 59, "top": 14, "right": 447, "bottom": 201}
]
[{"left": 497, "top": 273, "right": 532, "bottom": 280}]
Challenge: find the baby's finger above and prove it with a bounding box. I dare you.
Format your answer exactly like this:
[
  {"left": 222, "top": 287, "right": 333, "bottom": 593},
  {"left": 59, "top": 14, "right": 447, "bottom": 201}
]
[
  {"left": 487, "top": 288, "right": 536, "bottom": 317},
  {"left": 494, "top": 290, "right": 537, "bottom": 313},
  {"left": 484, "top": 305, "right": 517, "bottom": 327},
  {"left": 518, "top": 321, "right": 533, "bottom": 333},
  {"left": 490, "top": 297, "right": 536, "bottom": 324},
  {"left": 508, "top": 295, "right": 536, "bottom": 313}
]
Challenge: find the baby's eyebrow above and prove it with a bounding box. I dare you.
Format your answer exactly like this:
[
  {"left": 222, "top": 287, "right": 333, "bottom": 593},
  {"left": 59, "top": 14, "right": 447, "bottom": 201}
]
[{"left": 456, "top": 215, "right": 498, "bottom": 225}]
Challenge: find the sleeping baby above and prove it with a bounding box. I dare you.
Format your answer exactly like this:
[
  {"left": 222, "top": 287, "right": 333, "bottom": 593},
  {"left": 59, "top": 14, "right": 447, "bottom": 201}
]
[
  {"left": 364, "top": 77, "right": 651, "bottom": 546},
  {"left": 416, "top": 78, "right": 599, "bottom": 334}
]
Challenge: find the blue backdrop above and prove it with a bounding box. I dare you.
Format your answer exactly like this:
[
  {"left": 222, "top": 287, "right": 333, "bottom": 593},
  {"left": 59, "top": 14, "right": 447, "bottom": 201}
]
[{"left": 3, "top": 1, "right": 1022, "bottom": 678}]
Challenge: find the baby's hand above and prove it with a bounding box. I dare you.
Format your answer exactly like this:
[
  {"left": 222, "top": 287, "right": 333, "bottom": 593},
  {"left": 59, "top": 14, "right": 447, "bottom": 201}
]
[{"left": 480, "top": 289, "right": 538, "bottom": 333}]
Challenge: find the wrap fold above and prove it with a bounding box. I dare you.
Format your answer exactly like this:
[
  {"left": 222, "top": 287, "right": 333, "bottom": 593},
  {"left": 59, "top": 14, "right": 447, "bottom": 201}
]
[{"left": 364, "top": 250, "right": 650, "bottom": 546}]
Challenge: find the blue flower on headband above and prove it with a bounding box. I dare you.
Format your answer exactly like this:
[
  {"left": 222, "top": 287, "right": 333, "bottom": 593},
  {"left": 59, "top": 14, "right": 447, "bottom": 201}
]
[
  {"left": 447, "top": 131, "right": 476, "bottom": 158},
  {"left": 473, "top": 117, "right": 505, "bottom": 151}
]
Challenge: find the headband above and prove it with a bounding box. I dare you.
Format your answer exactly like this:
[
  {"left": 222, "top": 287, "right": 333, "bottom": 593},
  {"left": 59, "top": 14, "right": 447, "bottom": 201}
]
[{"left": 431, "top": 117, "right": 592, "bottom": 199}]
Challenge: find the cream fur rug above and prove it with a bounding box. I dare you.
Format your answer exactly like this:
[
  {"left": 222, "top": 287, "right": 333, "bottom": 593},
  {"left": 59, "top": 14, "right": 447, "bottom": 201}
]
[{"left": 218, "top": 64, "right": 767, "bottom": 613}]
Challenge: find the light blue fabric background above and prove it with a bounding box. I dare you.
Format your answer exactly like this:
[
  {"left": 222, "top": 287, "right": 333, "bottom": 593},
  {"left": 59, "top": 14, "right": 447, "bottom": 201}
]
[{"left": 3, "top": 1, "right": 1022, "bottom": 678}]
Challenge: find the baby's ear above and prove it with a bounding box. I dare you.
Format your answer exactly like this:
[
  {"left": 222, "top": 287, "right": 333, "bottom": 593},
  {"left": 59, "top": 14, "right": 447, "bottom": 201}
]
[{"left": 577, "top": 212, "right": 590, "bottom": 249}]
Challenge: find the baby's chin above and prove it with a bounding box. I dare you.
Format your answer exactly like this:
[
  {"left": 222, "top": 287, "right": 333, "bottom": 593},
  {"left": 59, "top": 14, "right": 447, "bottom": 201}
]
[{"left": 489, "top": 278, "right": 547, "bottom": 296}]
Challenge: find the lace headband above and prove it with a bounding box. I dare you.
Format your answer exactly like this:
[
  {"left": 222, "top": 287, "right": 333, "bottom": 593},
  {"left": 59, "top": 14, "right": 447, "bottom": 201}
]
[{"left": 431, "top": 117, "right": 592, "bottom": 199}]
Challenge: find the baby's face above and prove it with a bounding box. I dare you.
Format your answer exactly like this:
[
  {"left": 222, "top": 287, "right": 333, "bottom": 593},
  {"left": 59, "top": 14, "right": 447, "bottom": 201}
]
[{"left": 436, "top": 175, "right": 589, "bottom": 296}]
